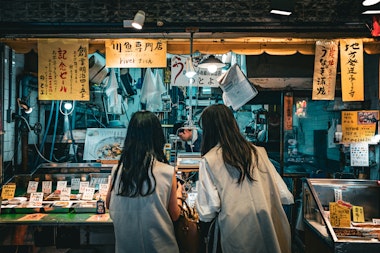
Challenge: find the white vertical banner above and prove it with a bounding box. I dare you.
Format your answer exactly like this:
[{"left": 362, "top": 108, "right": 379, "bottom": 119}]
[
  {"left": 312, "top": 40, "right": 338, "bottom": 100},
  {"left": 170, "top": 55, "right": 221, "bottom": 87}
]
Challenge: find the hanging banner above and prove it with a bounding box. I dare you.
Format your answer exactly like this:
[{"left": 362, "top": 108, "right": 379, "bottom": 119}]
[
  {"left": 312, "top": 40, "right": 338, "bottom": 100},
  {"left": 105, "top": 39, "right": 167, "bottom": 68},
  {"left": 38, "top": 39, "right": 89, "bottom": 101},
  {"left": 341, "top": 110, "right": 378, "bottom": 143},
  {"left": 284, "top": 93, "right": 293, "bottom": 131},
  {"left": 170, "top": 55, "right": 221, "bottom": 87},
  {"left": 339, "top": 39, "right": 364, "bottom": 102}
]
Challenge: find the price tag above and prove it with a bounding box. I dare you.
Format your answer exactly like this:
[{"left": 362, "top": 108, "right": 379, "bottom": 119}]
[
  {"left": 29, "top": 192, "right": 44, "bottom": 206},
  {"left": 79, "top": 182, "right": 90, "bottom": 193},
  {"left": 60, "top": 187, "right": 71, "bottom": 201},
  {"left": 98, "top": 183, "right": 109, "bottom": 196},
  {"left": 71, "top": 178, "right": 80, "bottom": 190},
  {"left": 42, "top": 181, "right": 52, "bottom": 194},
  {"left": 82, "top": 187, "right": 95, "bottom": 200},
  {"left": 1, "top": 183, "right": 16, "bottom": 199},
  {"left": 56, "top": 181, "right": 67, "bottom": 191},
  {"left": 27, "top": 181, "right": 39, "bottom": 193}
]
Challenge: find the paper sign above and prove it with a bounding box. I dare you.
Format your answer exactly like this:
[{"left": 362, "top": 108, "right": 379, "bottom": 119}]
[
  {"left": 1, "top": 183, "right": 16, "bottom": 199},
  {"left": 18, "top": 213, "right": 47, "bottom": 221},
  {"left": 29, "top": 192, "right": 44, "bottom": 206},
  {"left": 56, "top": 181, "right": 67, "bottom": 191},
  {"left": 86, "top": 213, "right": 110, "bottom": 222},
  {"left": 42, "top": 181, "right": 52, "bottom": 194},
  {"left": 27, "top": 181, "right": 39, "bottom": 194},
  {"left": 352, "top": 206, "right": 365, "bottom": 223},
  {"left": 330, "top": 202, "right": 351, "bottom": 227},
  {"left": 71, "top": 178, "right": 80, "bottom": 190},
  {"left": 60, "top": 187, "right": 71, "bottom": 201},
  {"left": 98, "top": 183, "right": 109, "bottom": 196},
  {"left": 79, "top": 182, "right": 90, "bottom": 194},
  {"left": 82, "top": 187, "right": 95, "bottom": 200}
]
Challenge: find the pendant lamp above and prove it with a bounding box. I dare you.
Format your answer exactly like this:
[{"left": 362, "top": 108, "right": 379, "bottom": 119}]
[{"left": 198, "top": 55, "right": 225, "bottom": 74}]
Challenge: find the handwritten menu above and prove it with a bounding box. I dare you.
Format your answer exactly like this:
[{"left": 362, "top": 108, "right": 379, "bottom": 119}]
[
  {"left": 38, "top": 39, "right": 89, "bottom": 100},
  {"left": 341, "top": 110, "right": 378, "bottom": 143},
  {"left": 350, "top": 142, "right": 369, "bottom": 167},
  {"left": 1, "top": 183, "right": 16, "bottom": 199}
]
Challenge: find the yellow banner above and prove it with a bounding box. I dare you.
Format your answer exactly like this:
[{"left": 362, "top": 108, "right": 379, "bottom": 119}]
[
  {"left": 105, "top": 39, "right": 167, "bottom": 68},
  {"left": 341, "top": 110, "right": 378, "bottom": 143},
  {"left": 339, "top": 39, "right": 364, "bottom": 102},
  {"left": 312, "top": 40, "right": 338, "bottom": 100},
  {"left": 38, "top": 39, "right": 89, "bottom": 101}
]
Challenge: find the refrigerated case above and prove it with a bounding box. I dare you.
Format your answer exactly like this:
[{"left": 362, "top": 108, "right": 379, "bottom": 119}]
[{"left": 302, "top": 178, "right": 380, "bottom": 253}]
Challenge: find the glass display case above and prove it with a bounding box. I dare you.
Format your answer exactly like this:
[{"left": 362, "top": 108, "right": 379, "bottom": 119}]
[{"left": 302, "top": 178, "right": 380, "bottom": 253}]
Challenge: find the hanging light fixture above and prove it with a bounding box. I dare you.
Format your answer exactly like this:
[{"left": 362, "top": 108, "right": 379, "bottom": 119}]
[
  {"left": 132, "top": 10, "right": 145, "bottom": 29},
  {"left": 363, "top": 0, "right": 380, "bottom": 6},
  {"left": 198, "top": 55, "right": 225, "bottom": 74},
  {"left": 270, "top": 0, "right": 294, "bottom": 16},
  {"left": 185, "top": 30, "right": 197, "bottom": 78},
  {"left": 123, "top": 10, "right": 145, "bottom": 29}
]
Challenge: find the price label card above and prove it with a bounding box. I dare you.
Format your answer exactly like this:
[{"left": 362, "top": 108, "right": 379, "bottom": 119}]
[
  {"left": 1, "top": 183, "right": 16, "bottom": 199},
  {"left": 82, "top": 187, "right": 95, "bottom": 200},
  {"left": 79, "top": 181, "right": 90, "bottom": 193},
  {"left": 60, "top": 187, "right": 71, "bottom": 201},
  {"left": 42, "top": 181, "right": 52, "bottom": 194},
  {"left": 27, "top": 181, "right": 39, "bottom": 193},
  {"left": 71, "top": 178, "right": 80, "bottom": 190},
  {"left": 98, "top": 183, "right": 109, "bottom": 196},
  {"left": 57, "top": 181, "right": 67, "bottom": 191},
  {"left": 29, "top": 192, "right": 44, "bottom": 206}
]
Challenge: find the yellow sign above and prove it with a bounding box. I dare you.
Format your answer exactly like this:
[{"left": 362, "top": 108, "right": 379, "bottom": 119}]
[
  {"left": 352, "top": 206, "right": 365, "bottom": 223},
  {"left": 312, "top": 40, "right": 338, "bottom": 100},
  {"left": 340, "top": 39, "right": 364, "bottom": 102},
  {"left": 330, "top": 202, "right": 351, "bottom": 228},
  {"left": 38, "top": 39, "right": 90, "bottom": 100},
  {"left": 341, "top": 110, "right": 378, "bottom": 143},
  {"left": 1, "top": 183, "right": 16, "bottom": 200},
  {"left": 105, "top": 39, "right": 167, "bottom": 68}
]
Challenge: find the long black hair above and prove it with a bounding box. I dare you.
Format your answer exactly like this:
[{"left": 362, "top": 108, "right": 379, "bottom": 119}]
[
  {"left": 200, "top": 104, "right": 258, "bottom": 183},
  {"left": 110, "top": 110, "right": 168, "bottom": 197}
]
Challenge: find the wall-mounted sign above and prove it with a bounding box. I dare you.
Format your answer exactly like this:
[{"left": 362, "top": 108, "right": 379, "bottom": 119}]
[
  {"left": 284, "top": 93, "right": 293, "bottom": 131},
  {"left": 38, "top": 39, "right": 89, "bottom": 100},
  {"left": 105, "top": 39, "right": 167, "bottom": 68},
  {"left": 312, "top": 40, "right": 338, "bottom": 100},
  {"left": 170, "top": 55, "right": 221, "bottom": 87},
  {"left": 340, "top": 39, "right": 364, "bottom": 102},
  {"left": 341, "top": 110, "right": 379, "bottom": 143}
]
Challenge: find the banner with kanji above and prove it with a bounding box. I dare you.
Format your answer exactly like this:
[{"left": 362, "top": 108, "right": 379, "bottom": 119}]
[
  {"left": 105, "top": 39, "right": 167, "bottom": 68},
  {"left": 170, "top": 55, "right": 221, "bottom": 87},
  {"left": 38, "top": 39, "right": 89, "bottom": 100},
  {"left": 339, "top": 39, "right": 364, "bottom": 102},
  {"left": 312, "top": 40, "right": 338, "bottom": 100}
]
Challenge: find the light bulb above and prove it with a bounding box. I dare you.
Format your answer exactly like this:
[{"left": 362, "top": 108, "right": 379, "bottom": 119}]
[{"left": 207, "top": 65, "right": 218, "bottom": 74}]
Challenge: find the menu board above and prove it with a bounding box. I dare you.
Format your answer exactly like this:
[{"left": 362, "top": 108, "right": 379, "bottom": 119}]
[{"left": 341, "top": 110, "right": 379, "bottom": 143}]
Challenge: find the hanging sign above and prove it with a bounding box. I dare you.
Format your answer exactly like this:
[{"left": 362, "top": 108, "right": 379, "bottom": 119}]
[
  {"left": 105, "top": 39, "right": 167, "bottom": 68},
  {"left": 38, "top": 39, "right": 89, "bottom": 100},
  {"left": 339, "top": 39, "right": 364, "bottom": 102},
  {"left": 341, "top": 110, "right": 378, "bottom": 143},
  {"left": 312, "top": 40, "right": 338, "bottom": 100},
  {"left": 170, "top": 55, "right": 221, "bottom": 87},
  {"left": 284, "top": 93, "right": 293, "bottom": 131}
]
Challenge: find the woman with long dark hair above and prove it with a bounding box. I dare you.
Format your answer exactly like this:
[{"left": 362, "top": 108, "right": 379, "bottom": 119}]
[
  {"left": 107, "top": 110, "right": 182, "bottom": 253},
  {"left": 196, "top": 104, "right": 292, "bottom": 253}
]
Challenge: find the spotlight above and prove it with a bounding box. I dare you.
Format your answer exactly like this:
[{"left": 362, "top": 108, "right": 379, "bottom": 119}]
[{"left": 132, "top": 10, "right": 145, "bottom": 29}]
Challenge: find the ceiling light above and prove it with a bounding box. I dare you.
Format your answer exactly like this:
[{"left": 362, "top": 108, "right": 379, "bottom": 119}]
[
  {"left": 198, "top": 55, "right": 225, "bottom": 74},
  {"left": 363, "top": 0, "right": 380, "bottom": 6},
  {"left": 270, "top": 0, "right": 294, "bottom": 16},
  {"left": 132, "top": 10, "right": 145, "bottom": 29}
]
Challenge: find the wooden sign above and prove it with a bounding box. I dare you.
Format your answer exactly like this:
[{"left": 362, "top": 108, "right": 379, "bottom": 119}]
[{"left": 106, "top": 39, "right": 167, "bottom": 68}]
